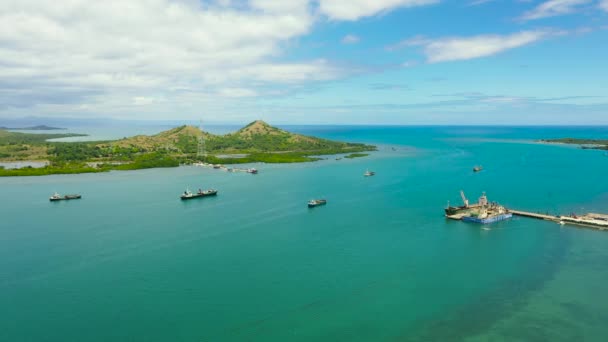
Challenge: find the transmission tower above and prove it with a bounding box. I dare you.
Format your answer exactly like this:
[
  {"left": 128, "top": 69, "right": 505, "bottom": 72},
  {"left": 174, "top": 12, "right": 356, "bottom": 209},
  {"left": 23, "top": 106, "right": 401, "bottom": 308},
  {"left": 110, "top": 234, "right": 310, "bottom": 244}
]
[{"left": 197, "top": 120, "right": 205, "bottom": 161}]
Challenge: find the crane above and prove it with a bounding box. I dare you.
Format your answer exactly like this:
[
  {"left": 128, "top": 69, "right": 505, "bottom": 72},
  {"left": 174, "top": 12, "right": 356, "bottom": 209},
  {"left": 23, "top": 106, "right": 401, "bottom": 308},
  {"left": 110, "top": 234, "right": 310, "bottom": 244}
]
[{"left": 460, "top": 190, "right": 469, "bottom": 208}]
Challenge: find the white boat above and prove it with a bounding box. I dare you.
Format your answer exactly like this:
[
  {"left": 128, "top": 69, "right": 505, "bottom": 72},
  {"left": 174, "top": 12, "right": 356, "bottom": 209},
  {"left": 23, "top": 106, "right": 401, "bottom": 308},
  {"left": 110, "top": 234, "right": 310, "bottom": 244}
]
[{"left": 364, "top": 170, "right": 375, "bottom": 177}]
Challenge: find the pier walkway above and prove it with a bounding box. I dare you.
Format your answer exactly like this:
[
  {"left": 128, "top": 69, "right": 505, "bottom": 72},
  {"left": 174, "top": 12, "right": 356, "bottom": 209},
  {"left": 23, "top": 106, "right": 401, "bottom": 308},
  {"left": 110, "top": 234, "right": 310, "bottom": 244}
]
[{"left": 508, "top": 210, "right": 559, "bottom": 222}]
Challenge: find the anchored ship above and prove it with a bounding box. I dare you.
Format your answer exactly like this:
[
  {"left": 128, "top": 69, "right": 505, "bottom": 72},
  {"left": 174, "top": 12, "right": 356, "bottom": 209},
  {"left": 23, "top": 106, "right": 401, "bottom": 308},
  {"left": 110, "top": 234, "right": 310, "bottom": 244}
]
[
  {"left": 364, "top": 170, "right": 375, "bottom": 177},
  {"left": 49, "top": 192, "right": 82, "bottom": 202},
  {"left": 181, "top": 188, "right": 218, "bottom": 200},
  {"left": 308, "top": 199, "right": 327, "bottom": 208}
]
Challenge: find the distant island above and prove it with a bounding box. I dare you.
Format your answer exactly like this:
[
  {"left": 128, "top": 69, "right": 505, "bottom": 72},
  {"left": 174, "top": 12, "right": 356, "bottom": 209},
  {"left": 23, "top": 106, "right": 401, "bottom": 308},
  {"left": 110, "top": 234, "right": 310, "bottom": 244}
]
[
  {"left": 540, "top": 138, "right": 608, "bottom": 151},
  {"left": 0, "top": 125, "right": 66, "bottom": 130},
  {"left": 0, "top": 120, "right": 376, "bottom": 176}
]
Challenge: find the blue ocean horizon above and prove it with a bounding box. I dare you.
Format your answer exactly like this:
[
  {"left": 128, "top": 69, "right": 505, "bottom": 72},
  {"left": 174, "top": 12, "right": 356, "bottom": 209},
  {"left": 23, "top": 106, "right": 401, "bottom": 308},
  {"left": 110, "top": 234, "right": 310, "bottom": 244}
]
[{"left": 1, "top": 125, "right": 608, "bottom": 341}]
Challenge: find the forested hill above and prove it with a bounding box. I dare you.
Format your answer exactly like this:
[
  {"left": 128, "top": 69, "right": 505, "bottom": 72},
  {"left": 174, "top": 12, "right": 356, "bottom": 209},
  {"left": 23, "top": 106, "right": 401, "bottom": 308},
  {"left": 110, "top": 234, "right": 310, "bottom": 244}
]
[
  {"left": 0, "top": 121, "right": 375, "bottom": 176},
  {"left": 112, "top": 120, "right": 374, "bottom": 155}
]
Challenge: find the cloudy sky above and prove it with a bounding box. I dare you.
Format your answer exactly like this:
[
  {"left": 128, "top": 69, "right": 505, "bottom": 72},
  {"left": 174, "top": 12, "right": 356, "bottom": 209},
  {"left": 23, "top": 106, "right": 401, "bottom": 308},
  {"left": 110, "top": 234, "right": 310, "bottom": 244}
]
[{"left": 1, "top": 0, "right": 607, "bottom": 124}]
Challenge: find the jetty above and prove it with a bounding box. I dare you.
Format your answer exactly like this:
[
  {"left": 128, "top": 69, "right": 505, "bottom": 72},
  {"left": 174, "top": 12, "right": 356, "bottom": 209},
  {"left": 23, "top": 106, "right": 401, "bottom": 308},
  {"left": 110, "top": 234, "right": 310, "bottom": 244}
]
[
  {"left": 446, "top": 190, "right": 608, "bottom": 231},
  {"left": 508, "top": 210, "right": 558, "bottom": 221},
  {"left": 193, "top": 162, "right": 258, "bottom": 174},
  {"left": 508, "top": 210, "right": 608, "bottom": 230}
]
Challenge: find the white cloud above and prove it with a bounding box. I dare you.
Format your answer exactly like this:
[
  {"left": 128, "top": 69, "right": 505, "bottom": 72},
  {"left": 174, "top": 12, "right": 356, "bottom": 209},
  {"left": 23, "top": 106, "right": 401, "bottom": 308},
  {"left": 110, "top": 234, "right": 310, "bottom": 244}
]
[
  {"left": 250, "top": 0, "right": 310, "bottom": 14},
  {"left": 341, "top": 34, "right": 360, "bottom": 44},
  {"left": 520, "top": 0, "right": 591, "bottom": 20},
  {"left": 132, "top": 96, "right": 163, "bottom": 106},
  {"left": 0, "top": 0, "right": 347, "bottom": 115},
  {"left": 216, "top": 87, "right": 258, "bottom": 98},
  {"left": 318, "top": 0, "right": 439, "bottom": 20},
  {"left": 401, "top": 30, "right": 555, "bottom": 63},
  {"left": 600, "top": 0, "right": 608, "bottom": 11}
]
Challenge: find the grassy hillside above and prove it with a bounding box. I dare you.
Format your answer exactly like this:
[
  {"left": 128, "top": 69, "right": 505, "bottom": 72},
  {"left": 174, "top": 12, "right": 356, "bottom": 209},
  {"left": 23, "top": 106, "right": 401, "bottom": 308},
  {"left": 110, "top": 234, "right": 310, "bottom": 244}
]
[
  {"left": 0, "top": 129, "right": 87, "bottom": 160},
  {"left": 0, "top": 121, "right": 375, "bottom": 176}
]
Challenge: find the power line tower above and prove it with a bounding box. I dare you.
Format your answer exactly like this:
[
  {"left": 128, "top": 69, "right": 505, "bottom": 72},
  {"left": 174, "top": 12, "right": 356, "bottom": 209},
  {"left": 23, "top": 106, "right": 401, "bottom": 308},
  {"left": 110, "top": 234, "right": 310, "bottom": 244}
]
[{"left": 197, "top": 120, "right": 205, "bottom": 161}]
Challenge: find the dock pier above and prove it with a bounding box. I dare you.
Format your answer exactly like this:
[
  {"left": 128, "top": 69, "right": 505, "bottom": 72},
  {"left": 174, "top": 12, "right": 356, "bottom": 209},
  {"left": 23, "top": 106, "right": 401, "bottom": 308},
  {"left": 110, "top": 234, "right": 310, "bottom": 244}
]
[
  {"left": 508, "top": 209, "right": 608, "bottom": 230},
  {"left": 445, "top": 191, "right": 608, "bottom": 231},
  {"left": 508, "top": 210, "right": 559, "bottom": 222}
]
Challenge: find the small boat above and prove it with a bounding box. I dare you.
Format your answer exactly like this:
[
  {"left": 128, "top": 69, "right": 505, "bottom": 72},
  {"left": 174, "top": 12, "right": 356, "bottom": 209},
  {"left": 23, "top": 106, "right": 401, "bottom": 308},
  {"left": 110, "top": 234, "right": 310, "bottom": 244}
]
[
  {"left": 307, "top": 199, "right": 327, "bottom": 208},
  {"left": 213, "top": 164, "right": 221, "bottom": 169},
  {"left": 364, "top": 170, "right": 375, "bottom": 177},
  {"left": 473, "top": 166, "right": 483, "bottom": 172},
  {"left": 246, "top": 168, "right": 258, "bottom": 174},
  {"left": 49, "top": 192, "right": 82, "bottom": 202},
  {"left": 180, "top": 188, "right": 218, "bottom": 200}
]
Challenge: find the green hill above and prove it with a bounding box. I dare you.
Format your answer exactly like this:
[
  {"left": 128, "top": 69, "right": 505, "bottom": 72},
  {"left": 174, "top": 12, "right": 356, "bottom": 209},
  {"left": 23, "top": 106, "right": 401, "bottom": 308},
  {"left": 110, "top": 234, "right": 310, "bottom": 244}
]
[{"left": 0, "top": 121, "right": 375, "bottom": 176}]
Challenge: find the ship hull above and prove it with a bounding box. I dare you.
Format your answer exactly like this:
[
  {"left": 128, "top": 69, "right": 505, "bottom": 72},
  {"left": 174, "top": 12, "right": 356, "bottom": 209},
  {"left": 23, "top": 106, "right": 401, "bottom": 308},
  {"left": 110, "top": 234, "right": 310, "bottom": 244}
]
[
  {"left": 49, "top": 195, "right": 81, "bottom": 202},
  {"left": 444, "top": 204, "right": 481, "bottom": 216},
  {"left": 462, "top": 213, "right": 512, "bottom": 224},
  {"left": 180, "top": 191, "right": 218, "bottom": 200}
]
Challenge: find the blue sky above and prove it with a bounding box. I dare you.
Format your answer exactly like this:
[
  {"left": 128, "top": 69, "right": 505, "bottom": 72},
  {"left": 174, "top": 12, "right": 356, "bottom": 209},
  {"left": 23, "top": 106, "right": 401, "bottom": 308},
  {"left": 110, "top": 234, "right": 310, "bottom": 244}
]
[{"left": 0, "top": 0, "right": 607, "bottom": 124}]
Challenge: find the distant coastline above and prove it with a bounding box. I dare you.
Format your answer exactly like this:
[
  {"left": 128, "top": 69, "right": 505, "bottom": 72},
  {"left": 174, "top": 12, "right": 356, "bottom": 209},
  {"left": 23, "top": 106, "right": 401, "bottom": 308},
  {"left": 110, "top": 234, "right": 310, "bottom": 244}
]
[
  {"left": 0, "top": 120, "right": 376, "bottom": 177},
  {"left": 0, "top": 125, "right": 66, "bottom": 131},
  {"left": 539, "top": 138, "right": 608, "bottom": 151}
]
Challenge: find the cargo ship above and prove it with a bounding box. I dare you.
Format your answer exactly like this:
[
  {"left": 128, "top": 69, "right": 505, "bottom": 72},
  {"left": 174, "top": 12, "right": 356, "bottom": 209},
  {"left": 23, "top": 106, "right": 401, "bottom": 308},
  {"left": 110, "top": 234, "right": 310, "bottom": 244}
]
[
  {"left": 444, "top": 190, "right": 482, "bottom": 216},
  {"left": 49, "top": 192, "right": 82, "bottom": 202},
  {"left": 445, "top": 191, "right": 512, "bottom": 224},
  {"left": 181, "top": 188, "right": 218, "bottom": 200}
]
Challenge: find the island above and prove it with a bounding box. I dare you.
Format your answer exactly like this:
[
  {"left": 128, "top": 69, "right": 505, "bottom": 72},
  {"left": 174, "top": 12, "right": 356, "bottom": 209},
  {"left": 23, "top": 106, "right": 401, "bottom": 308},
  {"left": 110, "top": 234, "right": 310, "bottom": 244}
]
[
  {"left": 0, "top": 125, "right": 66, "bottom": 130},
  {"left": 0, "top": 120, "right": 376, "bottom": 176},
  {"left": 540, "top": 138, "right": 608, "bottom": 151}
]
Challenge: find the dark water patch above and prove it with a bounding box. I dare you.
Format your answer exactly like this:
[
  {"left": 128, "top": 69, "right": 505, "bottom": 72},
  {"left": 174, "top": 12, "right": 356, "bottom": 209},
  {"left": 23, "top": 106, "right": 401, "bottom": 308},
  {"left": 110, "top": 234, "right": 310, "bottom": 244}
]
[{"left": 396, "top": 226, "right": 571, "bottom": 341}]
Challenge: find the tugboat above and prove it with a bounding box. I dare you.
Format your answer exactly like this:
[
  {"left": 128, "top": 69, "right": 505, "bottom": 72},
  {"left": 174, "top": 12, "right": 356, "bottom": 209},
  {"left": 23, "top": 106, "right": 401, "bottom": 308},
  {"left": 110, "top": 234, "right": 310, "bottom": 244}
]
[
  {"left": 246, "top": 168, "right": 258, "bottom": 174},
  {"left": 473, "top": 165, "right": 483, "bottom": 172},
  {"left": 307, "top": 199, "right": 327, "bottom": 208},
  {"left": 364, "top": 170, "right": 375, "bottom": 177},
  {"left": 180, "top": 188, "right": 218, "bottom": 200},
  {"left": 49, "top": 192, "right": 82, "bottom": 202}
]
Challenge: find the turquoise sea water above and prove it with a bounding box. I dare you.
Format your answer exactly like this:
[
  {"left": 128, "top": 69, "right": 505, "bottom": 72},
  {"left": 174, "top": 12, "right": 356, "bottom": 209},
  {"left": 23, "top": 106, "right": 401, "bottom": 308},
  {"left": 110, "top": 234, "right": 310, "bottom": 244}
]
[{"left": 1, "top": 126, "right": 608, "bottom": 341}]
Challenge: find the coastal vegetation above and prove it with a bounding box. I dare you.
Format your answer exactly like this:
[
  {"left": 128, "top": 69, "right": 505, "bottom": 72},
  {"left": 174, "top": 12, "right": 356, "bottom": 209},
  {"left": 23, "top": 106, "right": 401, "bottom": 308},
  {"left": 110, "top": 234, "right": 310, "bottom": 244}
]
[
  {"left": 0, "top": 121, "right": 375, "bottom": 176},
  {"left": 0, "top": 125, "right": 65, "bottom": 130},
  {"left": 344, "top": 153, "right": 369, "bottom": 159},
  {"left": 541, "top": 138, "right": 608, "bottom": 150}
]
